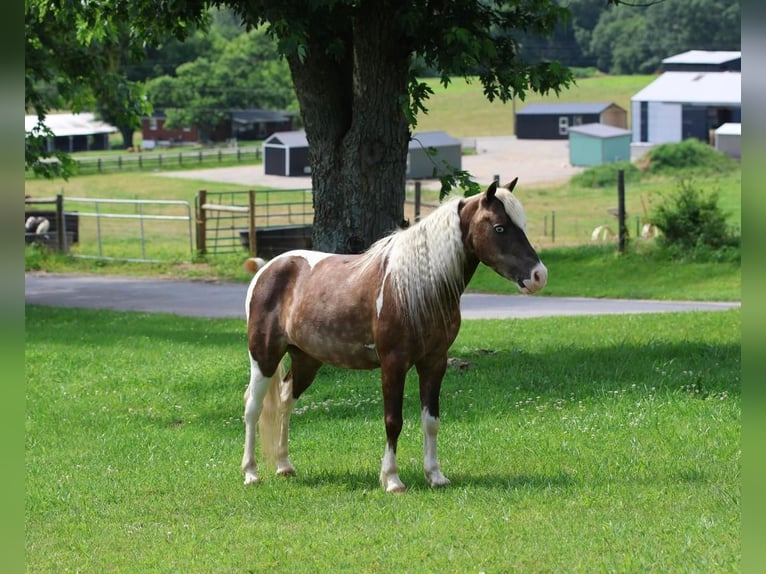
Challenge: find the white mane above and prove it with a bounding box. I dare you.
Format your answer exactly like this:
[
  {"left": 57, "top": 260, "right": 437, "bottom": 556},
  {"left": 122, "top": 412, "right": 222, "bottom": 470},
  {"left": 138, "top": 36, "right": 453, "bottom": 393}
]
[
  {"left": 354, "top": 189, "right": 527, "bottom": 332},
  {"left": 354, "top": 196, "right": 466, "bottom": 331}
]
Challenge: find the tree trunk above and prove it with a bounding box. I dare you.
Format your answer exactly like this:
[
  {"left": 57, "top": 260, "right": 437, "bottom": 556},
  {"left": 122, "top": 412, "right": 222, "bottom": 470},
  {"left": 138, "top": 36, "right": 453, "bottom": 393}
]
[
  {"left": 120, "top": 125, "right": 134, "bottom": 149},
  {"left": 287, "top": 3, "right": 411, "bottom": 254}
]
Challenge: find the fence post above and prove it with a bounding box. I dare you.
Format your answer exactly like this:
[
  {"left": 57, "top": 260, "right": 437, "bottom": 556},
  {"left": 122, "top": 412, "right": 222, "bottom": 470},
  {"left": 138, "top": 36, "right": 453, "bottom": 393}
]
[
  {"left": 55, "top": 193, "right": 65, "bottom": 253},
  {"left": 248, "top": 189, "right": 256, "bottom": 256},
  {"left": 197, "top": 189, "right": 207, "bottom": 255},
  {"left": 551, "top": 211, "right": 556, "bottom": 243},
  {"left": 617, "top": 169, "right": 626, "bottom": 253},
  {"left": 138, "top": 154, "right": 142, "bottom": 169},
  {"left": 414, "top": 181, "right": 421, "bottom": 223}
]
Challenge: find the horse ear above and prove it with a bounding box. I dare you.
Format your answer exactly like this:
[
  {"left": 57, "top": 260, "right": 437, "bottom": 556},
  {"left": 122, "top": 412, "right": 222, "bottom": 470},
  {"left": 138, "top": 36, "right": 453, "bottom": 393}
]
[
  {"left": 484, "top": 180, "right": 498, "bottom": 203},
  {"left": 504, "top": 177, "right": 519, "bottom": 193}
]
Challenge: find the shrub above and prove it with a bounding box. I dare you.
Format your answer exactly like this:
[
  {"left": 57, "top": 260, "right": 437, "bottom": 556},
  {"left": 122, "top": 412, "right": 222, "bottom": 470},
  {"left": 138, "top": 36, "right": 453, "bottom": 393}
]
[
  {"left": 570, "top": 161, "right": 642, "bottom": 188},
  {"left": 646, "top": 139, "right": 736, "bottom": 175},
  {"left": 650, "top": 179, "right": 736, "bottom": 254}
]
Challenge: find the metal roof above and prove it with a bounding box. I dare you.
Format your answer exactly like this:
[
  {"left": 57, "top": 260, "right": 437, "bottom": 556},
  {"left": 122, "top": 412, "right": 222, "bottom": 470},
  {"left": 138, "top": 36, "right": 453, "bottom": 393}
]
[
  {"left": 631, "top": 71, "right": 741, "bottom": 105},
  {"left": 516, "top": 102, "right": 622, "bottom": 116},
  {"left": 568, "top": 123, "right": 631, "bottom": 138},
  {"left": 25, "top": 112, "right": 117, "bottom": 137},
  {"left": 715, "top": 122, "right": 741, "bottom": 136},
  {"left": 230, "top": 109, "right": 293, "bottom": 124},
  {"left": 662, "top": 50, "right": 741, "bottom": 65},
  {"left": 263, "top": 130, "right": 308, "bottom": 147},
  {"left": 408, "top": 131, "right": 460, "bottom": 149}
]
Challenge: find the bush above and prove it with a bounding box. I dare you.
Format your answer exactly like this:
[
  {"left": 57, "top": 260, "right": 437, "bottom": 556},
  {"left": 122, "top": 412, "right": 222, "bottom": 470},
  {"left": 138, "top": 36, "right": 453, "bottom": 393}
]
[
  {"left": 650, "top": 179, "right": 737, "bottom": 254},
  {"left": 570, "top": 161, "right": 642, "bottom": 188},
  {"left": 646, "top": 139, "right": 736, "bottom": 175}
]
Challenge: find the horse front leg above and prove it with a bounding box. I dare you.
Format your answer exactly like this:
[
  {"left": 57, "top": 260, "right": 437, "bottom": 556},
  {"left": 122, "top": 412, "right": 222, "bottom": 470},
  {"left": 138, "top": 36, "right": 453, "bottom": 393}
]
[
  {"left": 417, "top": 355, "right": 450, "bottom": 488},
  {"left": 379, "top": 360, "right": 408, "bottom": 493}
]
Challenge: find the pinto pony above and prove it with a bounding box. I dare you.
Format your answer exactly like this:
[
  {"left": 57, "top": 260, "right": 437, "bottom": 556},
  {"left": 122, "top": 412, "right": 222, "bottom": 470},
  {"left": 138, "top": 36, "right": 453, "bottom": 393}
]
[{"left": 242, "top": 179, "right": 547, "bottom": 492}]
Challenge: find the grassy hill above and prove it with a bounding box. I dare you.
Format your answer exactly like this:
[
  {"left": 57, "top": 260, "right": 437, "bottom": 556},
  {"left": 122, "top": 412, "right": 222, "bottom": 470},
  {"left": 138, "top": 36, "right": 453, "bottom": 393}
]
[{"left": 414, "top": 74, "right": 655, "bottom": 137}]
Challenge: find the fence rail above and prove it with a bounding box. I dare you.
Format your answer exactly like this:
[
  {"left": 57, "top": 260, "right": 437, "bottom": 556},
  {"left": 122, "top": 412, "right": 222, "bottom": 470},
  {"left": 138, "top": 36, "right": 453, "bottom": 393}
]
[
  {"left": 74, "top": 146, "right": 262, "bottom": 175},
  {"left": 26, "top": 194, "right": 195, "bottom": 262},
  {"left": 196, "top": 189, "right": 314, "bottom": 256}
]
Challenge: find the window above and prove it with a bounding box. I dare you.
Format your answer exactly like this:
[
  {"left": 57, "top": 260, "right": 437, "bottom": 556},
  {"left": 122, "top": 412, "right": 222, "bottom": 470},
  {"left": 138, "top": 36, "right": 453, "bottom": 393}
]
[
  {"left": 558, "top": 116, "right": 569, "bottom": 136},
  {"left": 640, "top": 102, "right": 648, "bottom": 142},
  {"left": 149, "top": 117, "right": 157, "bottom": 131}
]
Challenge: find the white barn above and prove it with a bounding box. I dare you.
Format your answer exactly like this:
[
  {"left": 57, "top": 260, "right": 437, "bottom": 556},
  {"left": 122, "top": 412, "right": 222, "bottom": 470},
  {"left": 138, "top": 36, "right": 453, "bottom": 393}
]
[{"left": 630, "top": 71, "right": 741, "bottom": 147}]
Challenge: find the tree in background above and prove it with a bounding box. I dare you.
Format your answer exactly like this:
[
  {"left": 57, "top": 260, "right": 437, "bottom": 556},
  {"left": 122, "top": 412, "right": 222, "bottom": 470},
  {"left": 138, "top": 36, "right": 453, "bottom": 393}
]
[
  {"left": 586, "top": 0, "right": 740, "bottom": 74},
  {"left": 25, "top": 0, "right": 209, "bottom": 175},
  {"left": 145, "top": 27, "right": 298, "bottom": 142}
]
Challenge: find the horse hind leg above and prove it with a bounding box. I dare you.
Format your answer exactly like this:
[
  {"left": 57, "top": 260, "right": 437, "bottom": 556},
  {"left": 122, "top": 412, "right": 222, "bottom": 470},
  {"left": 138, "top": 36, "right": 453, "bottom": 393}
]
[
  {"left": 242, "top": 356, "right": 281, "bottom": 485},
  {"left": 268, "top": 350, "right": 323, "bottom": 477},
  {"left": 258, "top": 363, "right": 297, "bottom": 477}
]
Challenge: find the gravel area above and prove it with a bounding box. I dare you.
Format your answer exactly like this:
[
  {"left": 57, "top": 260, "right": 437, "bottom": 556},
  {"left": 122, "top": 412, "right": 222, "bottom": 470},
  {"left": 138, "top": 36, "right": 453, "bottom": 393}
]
[{"left": 154, "top": 136, "right": 584, "bottom": 190}]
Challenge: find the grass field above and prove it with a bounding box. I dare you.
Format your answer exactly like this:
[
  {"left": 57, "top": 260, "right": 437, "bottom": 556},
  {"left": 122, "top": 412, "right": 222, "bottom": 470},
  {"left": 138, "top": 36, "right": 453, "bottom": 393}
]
[
  {"left": 414, "top": 75, "right": 655, "bottom": 137},
  {"left": 25, "top": 306, "right": 740, "bottom": 572}
]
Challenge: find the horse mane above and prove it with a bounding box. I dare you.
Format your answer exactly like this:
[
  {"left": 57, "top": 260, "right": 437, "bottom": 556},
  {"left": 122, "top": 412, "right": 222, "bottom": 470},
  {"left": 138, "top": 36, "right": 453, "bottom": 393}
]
[{"left": 354, "top": 196, "right": 466, "bottom": 332}]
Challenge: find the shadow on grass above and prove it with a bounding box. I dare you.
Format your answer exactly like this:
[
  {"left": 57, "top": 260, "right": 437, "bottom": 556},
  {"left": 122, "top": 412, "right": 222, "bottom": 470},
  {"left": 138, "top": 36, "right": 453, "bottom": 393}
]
[{"left": 262, "top": 466, "right": 576, "bottom": 494}]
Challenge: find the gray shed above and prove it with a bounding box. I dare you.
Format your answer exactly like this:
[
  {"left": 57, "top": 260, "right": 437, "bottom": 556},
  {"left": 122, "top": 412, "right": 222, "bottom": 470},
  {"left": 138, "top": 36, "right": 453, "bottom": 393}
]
[
  {"left": 407, "top": 131, "right": 462, "bottom": 179},
  {"left": 714, "top": 123, "right": 740, "bottom": 159},
  {"left": 568, "top": 123, "right": 632, "bottom": 167},
  {"left": 263, "top": 130, "right": 311, "bottom": 176}
]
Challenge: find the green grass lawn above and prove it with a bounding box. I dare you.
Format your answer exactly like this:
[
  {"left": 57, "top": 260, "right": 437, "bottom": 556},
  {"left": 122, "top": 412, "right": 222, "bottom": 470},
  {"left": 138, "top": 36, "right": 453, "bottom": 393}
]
[{"left": 25, "top": 306, "right": 740, "bottom": 572}]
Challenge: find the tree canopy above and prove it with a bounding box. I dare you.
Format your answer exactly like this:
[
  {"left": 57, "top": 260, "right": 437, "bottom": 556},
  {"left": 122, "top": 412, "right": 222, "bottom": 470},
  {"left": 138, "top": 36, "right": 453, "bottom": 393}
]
[{"left": 145, "top": 27, "right": 298, "bottom": 141}]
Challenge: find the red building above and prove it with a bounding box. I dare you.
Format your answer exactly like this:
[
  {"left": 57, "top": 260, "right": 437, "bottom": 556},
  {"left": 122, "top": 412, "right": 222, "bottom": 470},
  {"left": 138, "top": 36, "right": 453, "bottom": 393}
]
[{"left": 141, "top": 109, "right": 294, "bottom": 148}]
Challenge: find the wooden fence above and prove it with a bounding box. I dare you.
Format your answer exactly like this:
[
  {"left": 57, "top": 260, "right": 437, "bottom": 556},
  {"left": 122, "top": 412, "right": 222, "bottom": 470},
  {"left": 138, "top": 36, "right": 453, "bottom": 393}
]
[
  {"left": 195, "top": 189, "right": 314, "bottom": 257},
  {"left": 74, "top": 146, "right": 262, "bottom": 175}
]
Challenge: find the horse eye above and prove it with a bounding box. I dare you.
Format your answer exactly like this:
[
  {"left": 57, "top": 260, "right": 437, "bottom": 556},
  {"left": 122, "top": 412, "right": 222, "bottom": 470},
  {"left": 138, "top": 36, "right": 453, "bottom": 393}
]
[{"left": 494, "top": 225, "right": 505, "bottom": 234}]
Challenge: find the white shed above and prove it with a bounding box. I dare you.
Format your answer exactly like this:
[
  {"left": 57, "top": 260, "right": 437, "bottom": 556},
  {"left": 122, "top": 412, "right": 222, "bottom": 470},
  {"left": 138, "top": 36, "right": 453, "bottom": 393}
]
[{"left": 714, "top": 123, "right": 741, "bottom": 159}]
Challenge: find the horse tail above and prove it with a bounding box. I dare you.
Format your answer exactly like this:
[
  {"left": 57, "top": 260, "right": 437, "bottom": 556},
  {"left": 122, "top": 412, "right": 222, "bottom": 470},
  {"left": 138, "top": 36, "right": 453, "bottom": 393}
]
[
  {"left": 258, "top": 359, "right": 290, "bottom": 465},
  {"left": 244, "top": 257, "right": 267, "bottom": 274}
]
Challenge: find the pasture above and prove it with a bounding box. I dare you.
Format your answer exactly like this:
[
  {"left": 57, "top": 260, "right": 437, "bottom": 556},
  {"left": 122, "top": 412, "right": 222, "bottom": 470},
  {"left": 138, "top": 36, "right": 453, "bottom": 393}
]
[
  {"left": 415, "top": 74, "right": 655, "bottom": 137},
  {"left": 25, "top": 306, "right": 740, "bottom": 572}
]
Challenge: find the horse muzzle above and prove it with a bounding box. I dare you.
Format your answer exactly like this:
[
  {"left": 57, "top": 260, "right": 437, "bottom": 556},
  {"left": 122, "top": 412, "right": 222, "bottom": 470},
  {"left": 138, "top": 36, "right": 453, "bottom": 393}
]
[{"left": 519, "top": 262, "right": 548, "bottom": 294}]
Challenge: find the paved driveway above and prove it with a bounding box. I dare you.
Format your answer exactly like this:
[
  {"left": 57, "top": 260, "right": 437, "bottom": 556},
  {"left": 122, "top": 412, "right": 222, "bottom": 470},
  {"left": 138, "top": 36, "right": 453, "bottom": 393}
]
[{"left": 25, "top": 273, "right": 740, "bottom": 321}]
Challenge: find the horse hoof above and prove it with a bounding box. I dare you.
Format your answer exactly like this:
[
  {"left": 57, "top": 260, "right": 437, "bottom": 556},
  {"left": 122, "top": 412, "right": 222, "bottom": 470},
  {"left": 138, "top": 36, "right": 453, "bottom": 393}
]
[
  {"left": 426, "top": 471, "right": 451, "bottom": 488},
  {"left": 381, "top": 473, "right": 407, "bottom": 493},
  {"left": 276, "top": 467, "right": 297, "bottom": 477},
  {"left": 243, "top": 473, "right": 260, "bottom": 486}
]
